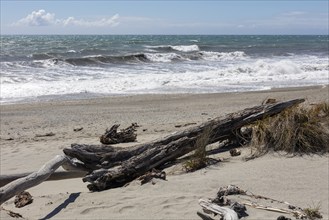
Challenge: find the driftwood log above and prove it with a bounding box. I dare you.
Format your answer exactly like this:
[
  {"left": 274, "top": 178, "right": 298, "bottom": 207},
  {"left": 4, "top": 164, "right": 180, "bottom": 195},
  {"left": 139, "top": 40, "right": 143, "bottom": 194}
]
[
  {"left": 0, "top": 170, "right": 87, "bottom": 188},
  {"left": 100, "top": 123, "right": 138, "bottom": 144},
  {"left": 199, "top": 184, "right": 311, "bottom": 220},
  {"left": 0, "top": 155, "right": 70, "bottom": 205},
  {"left": 0, "top": 99, "right": 305, "bottom": 206},
  {"left": 0, "top": 155, "right": 88, "bottom": 205},
  {"left": 0, "top": 156, "right": 88, "bottom": 188},
  {"left": 64, "top": 99, "right": 305, "bottom": 191},
  {"left": 198, "top": 185, "right": 248, "bottom": 220},
  {"left": 199, "top": 199, "right": 238, "bottom": 220}
]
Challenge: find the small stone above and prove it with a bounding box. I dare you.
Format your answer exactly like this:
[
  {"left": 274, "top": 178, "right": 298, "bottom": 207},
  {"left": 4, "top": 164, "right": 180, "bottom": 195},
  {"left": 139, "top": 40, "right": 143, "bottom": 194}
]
[
  {"left": 230, "top": 148, "right": 241, "bottom": 157},
  {"left": 73, "top": 127, "right": 83, "bottom": 132}
]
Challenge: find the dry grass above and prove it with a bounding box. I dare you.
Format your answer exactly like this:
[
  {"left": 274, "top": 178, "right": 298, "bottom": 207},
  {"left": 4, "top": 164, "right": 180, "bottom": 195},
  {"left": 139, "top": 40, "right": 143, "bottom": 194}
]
[
  {"left": 302, "top": 203, "right": 323, "bottom": 220},
  {"left": 249, "top": 102, "right": 329, "bottom": 157},
  {"left": 184, "top": 125, "right": 212, "bottom": 172}
]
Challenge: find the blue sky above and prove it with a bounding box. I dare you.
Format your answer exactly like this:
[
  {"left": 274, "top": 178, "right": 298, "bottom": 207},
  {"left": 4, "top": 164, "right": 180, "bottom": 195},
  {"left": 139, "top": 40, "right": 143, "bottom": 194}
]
[{"left": 1, "top": 1, "right": 328, "bottom": 35}]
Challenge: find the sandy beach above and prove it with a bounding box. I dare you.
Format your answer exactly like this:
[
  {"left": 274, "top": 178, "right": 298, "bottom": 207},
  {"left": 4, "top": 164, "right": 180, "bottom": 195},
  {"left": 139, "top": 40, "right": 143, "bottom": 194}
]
[{"left": 0, "top": 85, "right": 328, "bottom": 219}]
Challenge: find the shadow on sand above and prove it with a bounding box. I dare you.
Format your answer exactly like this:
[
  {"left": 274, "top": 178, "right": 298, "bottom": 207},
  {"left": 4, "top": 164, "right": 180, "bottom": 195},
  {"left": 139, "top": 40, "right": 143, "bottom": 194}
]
[{"left": 40, "top": 192, "right": 81, "bottom": 220}]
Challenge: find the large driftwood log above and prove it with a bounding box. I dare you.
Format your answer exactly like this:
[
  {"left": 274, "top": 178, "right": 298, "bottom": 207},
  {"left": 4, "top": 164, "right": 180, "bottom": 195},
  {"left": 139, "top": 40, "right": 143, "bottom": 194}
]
[
  {"left": 64, "top": 99, "right": 304, "bottom": 191},
  {"left": 0, "top": 155, "right": 69, "bottom": 205}
]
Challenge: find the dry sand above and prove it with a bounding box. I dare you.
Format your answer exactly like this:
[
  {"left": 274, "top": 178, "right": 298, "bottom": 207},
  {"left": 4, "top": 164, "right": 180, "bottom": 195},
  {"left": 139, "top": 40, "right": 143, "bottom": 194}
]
[{"left": 0, "top": 85, "right": 328, "bottom": 219}]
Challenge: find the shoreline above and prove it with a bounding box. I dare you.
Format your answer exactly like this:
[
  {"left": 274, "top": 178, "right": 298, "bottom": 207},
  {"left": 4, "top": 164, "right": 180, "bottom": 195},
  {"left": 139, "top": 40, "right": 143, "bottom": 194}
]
[
  {"left": 1, "top": 84, "right": 328, "bottom": 106},
  {"left": 0, "top": 85, "right": 328, "bottom": 219}
]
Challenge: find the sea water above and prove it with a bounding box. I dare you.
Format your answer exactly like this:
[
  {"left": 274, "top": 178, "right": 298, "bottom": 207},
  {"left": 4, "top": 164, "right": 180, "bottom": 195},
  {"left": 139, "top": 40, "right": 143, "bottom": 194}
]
[{"left": 1, "top": 35, "right": 328, "bottom": 103}]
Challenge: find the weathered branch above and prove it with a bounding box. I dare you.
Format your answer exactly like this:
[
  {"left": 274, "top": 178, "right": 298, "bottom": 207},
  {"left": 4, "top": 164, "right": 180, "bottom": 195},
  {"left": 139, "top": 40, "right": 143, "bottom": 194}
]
[{"left": 0, "top": 155, "right": 69, "bottom": 205}]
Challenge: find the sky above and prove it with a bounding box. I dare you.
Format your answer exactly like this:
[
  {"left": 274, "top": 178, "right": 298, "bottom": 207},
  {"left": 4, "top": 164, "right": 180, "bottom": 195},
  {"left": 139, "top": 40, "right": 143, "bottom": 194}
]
[{"left": 1, "top": 1, "right": 328, "bottom": 35}]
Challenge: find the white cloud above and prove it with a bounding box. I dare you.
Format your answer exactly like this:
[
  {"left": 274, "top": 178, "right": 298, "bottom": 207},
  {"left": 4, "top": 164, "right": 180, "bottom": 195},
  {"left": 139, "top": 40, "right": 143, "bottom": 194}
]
[
  {"left": 14, "top": 9, "right": 57, "bottom": 26},
  {"left": 62, "top": 14, "right": 119, "bottom": 27},
  {"left": 281, "top": 11, "right": 307, "bottom": 17},
  {"left": 13, "top": 9, "right": 119, "bottom": 27}
]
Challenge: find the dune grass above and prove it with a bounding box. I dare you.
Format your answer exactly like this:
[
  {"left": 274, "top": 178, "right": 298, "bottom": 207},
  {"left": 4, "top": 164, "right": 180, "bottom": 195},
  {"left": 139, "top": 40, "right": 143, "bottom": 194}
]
[{"left": 249, "top": 102, "right": 329, "bottom": 157}]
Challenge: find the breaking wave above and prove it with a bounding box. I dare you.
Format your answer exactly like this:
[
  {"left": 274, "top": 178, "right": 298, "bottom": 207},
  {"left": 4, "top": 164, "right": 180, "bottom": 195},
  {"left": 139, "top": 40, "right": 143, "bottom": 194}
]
[
  {"left": 64, "top": 54, "right": 149, "bottom": 66},
  {"left": 61, "top": 51, "right": 247, "bottom": 66}
]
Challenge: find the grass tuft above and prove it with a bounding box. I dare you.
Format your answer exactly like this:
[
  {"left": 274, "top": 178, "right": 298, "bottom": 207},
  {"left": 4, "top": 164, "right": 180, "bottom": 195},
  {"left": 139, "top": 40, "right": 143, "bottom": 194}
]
[
  {"left": 303, "top": 204, "right": 323, "bottom": 220},
  {"left": 249, "top": 102, "right": 329, "bottom": 157},
  {"left": 184, "top": 124, "right": 212, "bottom": 172}
]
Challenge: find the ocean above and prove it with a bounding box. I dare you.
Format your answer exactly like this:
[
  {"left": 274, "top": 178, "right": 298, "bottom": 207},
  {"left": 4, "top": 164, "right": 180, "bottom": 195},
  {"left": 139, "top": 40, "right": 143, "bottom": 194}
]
[{"left": 1, "top": 35, "right": 328, "bottom": 104}]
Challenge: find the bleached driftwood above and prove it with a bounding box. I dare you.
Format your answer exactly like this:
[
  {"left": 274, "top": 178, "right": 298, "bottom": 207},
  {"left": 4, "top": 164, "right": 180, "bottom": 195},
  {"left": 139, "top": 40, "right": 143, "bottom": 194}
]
[
  {"left": 243, "top": 202, "right": 291, "bottom": 214},
  {"left": 0, "top": 155, "right": 69, "bottom": 205},
  {"left": 243, "top": 202, "right": 307, "bottom": 219},
  {"left": 0, "top": 153, "right": 89, "bottom": 188},
  {"left": 0, "top": 170, "right": 87, "bottom": 188},
  {"left": 199, "top": 199, "right": 238, "bottom": 220},
  {"left": 201, "top": 185, "right": 311, "bottom": 219},
  {"left": 64, "top": 99, "right": 305, "bottom": 191}
]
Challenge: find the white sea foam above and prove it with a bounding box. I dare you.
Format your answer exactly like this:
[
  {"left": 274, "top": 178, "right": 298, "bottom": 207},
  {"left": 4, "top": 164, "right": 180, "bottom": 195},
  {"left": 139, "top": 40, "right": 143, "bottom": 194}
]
[
  {"left": 171, "top": 45, "right": 200, "bottom": 52},
  {"left": 1, "top": 55, "right": 328, "bottom": 104},
  {"left": 145, "top": 44, "right": 200, "bottom": 52},
  {"left": 200, "top": 51, "right": 247, "bottom": 61},
  {"left": 145, "top": 53, "right": 187, "bottom": 62},
  {"left": 32, "top": 59, "right": 58, "bottom": 68},
  {"left": 2, "top": 35, "right": 327, "bottom": 103}
]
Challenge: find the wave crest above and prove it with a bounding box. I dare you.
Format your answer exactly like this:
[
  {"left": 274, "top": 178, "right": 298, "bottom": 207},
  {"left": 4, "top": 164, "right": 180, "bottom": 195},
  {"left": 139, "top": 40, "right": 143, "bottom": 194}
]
[
  {"left": 64, "top": 54, "right": 149, "bottom": 66},
  {"left": 145, "top": 44, "right": 200, "bottom": 52}
]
